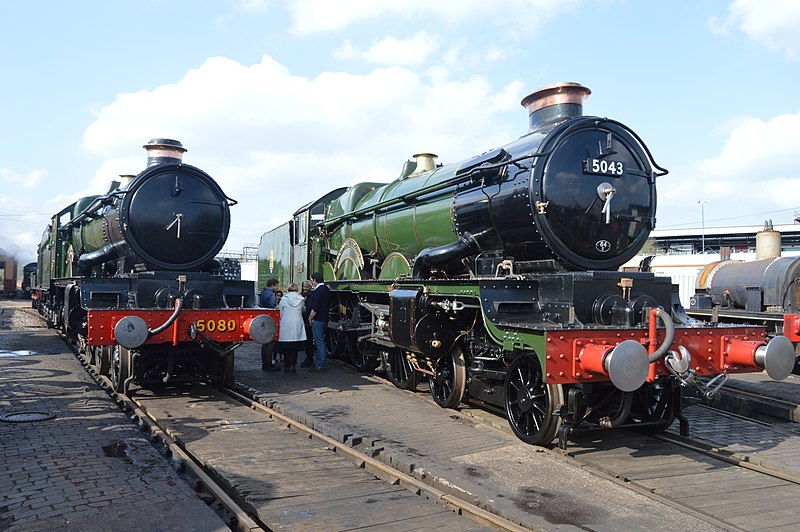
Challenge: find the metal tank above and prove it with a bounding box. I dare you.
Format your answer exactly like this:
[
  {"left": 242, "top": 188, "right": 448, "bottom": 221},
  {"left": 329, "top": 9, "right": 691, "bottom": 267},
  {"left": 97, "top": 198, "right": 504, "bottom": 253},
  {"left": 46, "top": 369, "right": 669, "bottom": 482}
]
[
  {"left": 696, "top": 256, "right": 800, "bottom": 312},
  {"left": 694, "top": 222, "right": 800, "bottom": 313}
]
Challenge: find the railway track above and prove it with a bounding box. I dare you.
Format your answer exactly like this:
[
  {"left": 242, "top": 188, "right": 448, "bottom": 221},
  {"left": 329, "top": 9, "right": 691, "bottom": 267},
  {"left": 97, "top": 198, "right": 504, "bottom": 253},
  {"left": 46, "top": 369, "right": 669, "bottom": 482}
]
[
  {"left": 87, "top": 343, "right": 800, "bottom": 530},
  {"left": 14, "top": 300, "right": 800, "bottom": 530},
  {"left": 373, "top": 375, "right": 800, "bottom": 530},
  {"left": 75, "top": 357, "right": 522, "bottom": 530}
]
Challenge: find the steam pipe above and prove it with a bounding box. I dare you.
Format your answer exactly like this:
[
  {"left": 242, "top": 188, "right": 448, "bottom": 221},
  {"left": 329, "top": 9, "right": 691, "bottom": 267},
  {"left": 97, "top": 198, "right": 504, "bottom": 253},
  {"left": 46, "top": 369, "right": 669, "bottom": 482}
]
[
  {"left": 59, "top": 194, "right": 116, "bottom": 234},
  {"left": 149, "top": 298, "right": 184, "bottom": 336},
  {"left": 413, "top": 233, "right": 481, "bottom": 278},
  {"left": 599, "top": 393, "right": 633, "bottom": 428},
  {"left": 76, "top": 243, "right": 117, "bottom": 275},
  {"left": 648, "top": 307, "right": 675, "bottom": 363}
]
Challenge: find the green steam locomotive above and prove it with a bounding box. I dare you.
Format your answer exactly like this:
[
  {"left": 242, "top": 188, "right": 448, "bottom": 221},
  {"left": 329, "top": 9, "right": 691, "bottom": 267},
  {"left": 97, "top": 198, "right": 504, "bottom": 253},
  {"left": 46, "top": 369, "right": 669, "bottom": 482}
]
[
  {"left": 259, "top": 82, "right": 795, "bottom": 447},
  {"left": 34, "top": 140, "right": 277, "bottom": 393}
]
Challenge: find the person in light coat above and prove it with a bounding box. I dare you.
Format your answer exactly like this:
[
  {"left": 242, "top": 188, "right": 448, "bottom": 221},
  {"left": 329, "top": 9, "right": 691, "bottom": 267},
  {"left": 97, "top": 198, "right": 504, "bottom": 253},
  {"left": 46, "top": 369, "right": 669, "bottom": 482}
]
[{"left": 277, "top": 283, "right": 307, "bottom": 374}]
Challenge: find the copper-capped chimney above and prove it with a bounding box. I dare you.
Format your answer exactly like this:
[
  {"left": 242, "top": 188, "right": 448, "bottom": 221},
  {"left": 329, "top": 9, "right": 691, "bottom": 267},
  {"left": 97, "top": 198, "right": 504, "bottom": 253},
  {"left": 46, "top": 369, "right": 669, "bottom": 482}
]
[
  {"left": 521, "top": 82, "right": 591, "bottom": 131},
  {"left": 143, "top": 138, "right": 187, "bottom": 167}
]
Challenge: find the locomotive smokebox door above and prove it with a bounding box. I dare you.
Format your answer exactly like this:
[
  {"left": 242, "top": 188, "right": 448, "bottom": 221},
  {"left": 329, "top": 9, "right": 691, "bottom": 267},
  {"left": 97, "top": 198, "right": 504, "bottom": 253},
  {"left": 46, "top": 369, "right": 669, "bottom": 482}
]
[
  {"left": 530, "top": 120, "right": 657, "bottom": 271},
  {"left": 389, "top": 289, "right": 421, "bottom": 350}
]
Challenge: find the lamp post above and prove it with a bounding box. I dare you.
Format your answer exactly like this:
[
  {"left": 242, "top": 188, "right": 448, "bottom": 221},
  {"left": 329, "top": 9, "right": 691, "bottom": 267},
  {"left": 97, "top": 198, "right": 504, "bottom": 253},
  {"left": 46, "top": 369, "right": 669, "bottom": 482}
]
[{"left": 696, "top": 200, "right": 711, "bottom": 253}]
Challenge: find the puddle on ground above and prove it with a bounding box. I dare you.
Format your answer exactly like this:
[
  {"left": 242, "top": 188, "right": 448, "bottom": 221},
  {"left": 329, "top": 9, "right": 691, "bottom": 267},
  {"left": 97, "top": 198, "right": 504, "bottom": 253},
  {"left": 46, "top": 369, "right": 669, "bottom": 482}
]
[
  {"left": 0, "top": 350, "right": 37, "bottom": 358},
  {"left": 103, "top": 441, "right": 130, "bottom": 460}
]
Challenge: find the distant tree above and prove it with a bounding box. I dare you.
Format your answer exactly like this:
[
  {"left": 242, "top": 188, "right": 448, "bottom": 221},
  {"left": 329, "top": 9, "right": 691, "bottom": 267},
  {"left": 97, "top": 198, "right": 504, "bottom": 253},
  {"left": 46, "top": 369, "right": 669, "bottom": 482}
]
[{"left": 639, "top": 238, "right": 660, "bottom": 256}]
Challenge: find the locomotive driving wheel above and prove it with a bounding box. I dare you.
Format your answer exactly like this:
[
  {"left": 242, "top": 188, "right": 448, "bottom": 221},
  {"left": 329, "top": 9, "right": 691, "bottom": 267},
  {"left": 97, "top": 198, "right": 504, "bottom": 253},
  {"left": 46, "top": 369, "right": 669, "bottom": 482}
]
[
  {"left": 429, "top": 346, "right": 466, "bottom": 408},
  {"left": 111, "top": 346, "right": 132, "bottom": 394},
  {"left": 384, "top": 347, "right": 418, "bottom": 390},
  {"left": 88, "top": 345, "right": 111, "bottom": 376},
  {"left": 324, "top": 328, "right": 343, "bottom": 358},
  {"left": 504, "top": 355, "right": 563, "bottom": 445},
  {"left": 346, "top": 337, "right": 378, "bottom": 373}
]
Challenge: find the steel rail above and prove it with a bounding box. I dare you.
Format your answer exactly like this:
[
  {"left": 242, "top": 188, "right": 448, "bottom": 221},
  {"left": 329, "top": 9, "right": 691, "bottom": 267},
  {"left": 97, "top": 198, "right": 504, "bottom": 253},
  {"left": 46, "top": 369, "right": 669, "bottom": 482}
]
[
  {"left": 70, "top": 344, "right": 264, "bottom": 532},
  {"left": 126, "top": 393, "right": 265, "bottom": 532},
  {"left": 222, "top": 386, "right": 532, "bottom": 532}
]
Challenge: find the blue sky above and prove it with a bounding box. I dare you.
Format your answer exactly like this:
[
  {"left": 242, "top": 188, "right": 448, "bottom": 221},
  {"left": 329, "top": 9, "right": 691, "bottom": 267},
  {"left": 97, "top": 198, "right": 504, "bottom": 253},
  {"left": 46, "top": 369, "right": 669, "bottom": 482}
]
[{"left": 1, "top": 0, "right": 799, "bottom": 264}]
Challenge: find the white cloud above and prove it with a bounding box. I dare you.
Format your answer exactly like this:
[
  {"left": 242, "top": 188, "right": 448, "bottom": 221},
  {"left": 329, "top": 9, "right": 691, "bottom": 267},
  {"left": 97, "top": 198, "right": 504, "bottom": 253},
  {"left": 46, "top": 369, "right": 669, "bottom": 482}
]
[
  {"left": 79, "top": 55, "right": 526, "bottom": 254},
  {"left": 707, "top": 0, "right": 800, "bottom": 60},
  {"left": 0, "top": 167, "right": 47, "bottom": 189},
  {"left": 660, "top": 111, "right": 800, "bottom": 228},
  {"left": 334, "top": 32, "right": 442, "bottom": 65}
]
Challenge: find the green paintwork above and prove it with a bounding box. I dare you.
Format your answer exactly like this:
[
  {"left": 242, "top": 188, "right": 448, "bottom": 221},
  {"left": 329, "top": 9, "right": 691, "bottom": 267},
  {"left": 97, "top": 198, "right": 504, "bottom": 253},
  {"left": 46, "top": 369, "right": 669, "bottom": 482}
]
[
  {"left": 257, "top": 222, "right": 292, "bottom": 290},
  {"left": 322, "top": 261, "right": 336, "bottom": 282},
  {"left": 334, "top": 239, "right": 364, "bottom": 280},
  {"left": 323, "top": 163, "right": 462, "bottom": 280},
  {"left": 379, "top": 253, "right": 411, "bottom": 279}
]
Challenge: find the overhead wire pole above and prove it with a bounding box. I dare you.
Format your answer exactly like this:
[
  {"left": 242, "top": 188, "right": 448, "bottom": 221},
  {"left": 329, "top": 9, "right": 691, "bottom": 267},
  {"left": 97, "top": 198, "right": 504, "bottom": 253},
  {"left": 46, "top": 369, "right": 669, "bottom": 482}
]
[{"left": 696, "top": 200, "right": 711, "bottom": 253}]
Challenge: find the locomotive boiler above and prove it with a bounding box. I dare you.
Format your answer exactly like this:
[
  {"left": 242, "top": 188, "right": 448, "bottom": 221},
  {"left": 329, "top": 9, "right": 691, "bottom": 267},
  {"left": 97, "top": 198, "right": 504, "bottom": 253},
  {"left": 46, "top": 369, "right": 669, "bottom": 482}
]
[
  {"left": 35, "top": 139, "right": 277, "bottom": 393},
  {"left": 260, "top": 82, "right": 795, "bottom": 447}
]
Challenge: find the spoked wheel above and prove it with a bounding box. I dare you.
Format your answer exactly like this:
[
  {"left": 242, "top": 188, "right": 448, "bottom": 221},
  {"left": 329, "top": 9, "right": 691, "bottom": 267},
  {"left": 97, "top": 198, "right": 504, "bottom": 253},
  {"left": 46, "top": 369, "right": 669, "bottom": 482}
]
[
  {"left": 324, "top": 328, "right": 343, "bottom": 358},
  {"left": 111, "top": 345, "right": 132, "bottom": 394},
  {"left": 504, "top": 355, "right": 563, "bottom": 446},
  {"left": 98, "top": 346, "right": 111, "bottom": 376},
  {"left": 430, "top": 346, "right": 466, "bottom": 408},
  {"left": 88, "top": 346, "right": 108, "bottom": 374},
  {"left": 347, "top": 336, "right": 378, "bottom": 373},
  {"left": 87, "top": 345, "right": 99, "bottom": 370},
  {"left": 630, "top": 380, "right": 677, "bottom": 435},
  {"left": 384, "top": 347, "right": 418, "bottom": 390}
]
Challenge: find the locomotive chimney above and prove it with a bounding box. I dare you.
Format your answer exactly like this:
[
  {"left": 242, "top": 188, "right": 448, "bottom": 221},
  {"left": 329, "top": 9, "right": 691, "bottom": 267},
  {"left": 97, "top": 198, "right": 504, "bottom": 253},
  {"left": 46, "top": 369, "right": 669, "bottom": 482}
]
[
  {"left": 409, "top": 153, "right": 438, "bottom": 177},
  {"left": 521, "top": 82, "right": 591, "bottom": 131},
  {"left": 400, "top": 152, "right": 439, "bottom": 179},
  {"left": 143, "top": 138, "right": 187, "bottom": 167}
]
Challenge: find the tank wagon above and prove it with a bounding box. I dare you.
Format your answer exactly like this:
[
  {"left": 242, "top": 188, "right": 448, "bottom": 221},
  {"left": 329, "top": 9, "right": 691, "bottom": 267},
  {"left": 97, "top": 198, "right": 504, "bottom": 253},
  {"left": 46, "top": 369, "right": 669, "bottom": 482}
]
[
  {"left": 689, "top": 222, "right": 800, "bottom": 373},
  {"left": 260, "top": 82, "right": 795, "bottom": 447},
  {"left": 34, "top": 139, "right": 277, "bottom": 393}
]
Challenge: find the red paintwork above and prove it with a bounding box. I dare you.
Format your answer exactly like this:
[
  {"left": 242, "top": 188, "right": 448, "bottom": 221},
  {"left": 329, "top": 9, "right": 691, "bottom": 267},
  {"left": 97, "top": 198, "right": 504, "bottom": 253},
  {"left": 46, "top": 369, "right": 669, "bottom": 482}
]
[
  {"left": 544, "top": 326, "right": 768, "bottom": 385},
  {"left": 783, "top": 314, "right": 800, "bottom": 342},
  {"left": 87, "top": 308, "right": 279, "bottom": 346}
]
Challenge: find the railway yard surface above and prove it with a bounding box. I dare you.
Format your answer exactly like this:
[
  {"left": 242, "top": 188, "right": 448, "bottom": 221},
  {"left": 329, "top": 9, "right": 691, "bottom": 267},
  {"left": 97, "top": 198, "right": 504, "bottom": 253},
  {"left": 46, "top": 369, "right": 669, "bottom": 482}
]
[{"left": 3, "top": 298, "right": 800, "bottom": 531}]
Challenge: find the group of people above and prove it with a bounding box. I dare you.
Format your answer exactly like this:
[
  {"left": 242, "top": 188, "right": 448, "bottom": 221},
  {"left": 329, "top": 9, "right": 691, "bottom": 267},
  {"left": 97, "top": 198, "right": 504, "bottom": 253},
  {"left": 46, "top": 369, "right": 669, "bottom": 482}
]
[{"left": 258, "top": 272, "right": 331, "bottom": 374}]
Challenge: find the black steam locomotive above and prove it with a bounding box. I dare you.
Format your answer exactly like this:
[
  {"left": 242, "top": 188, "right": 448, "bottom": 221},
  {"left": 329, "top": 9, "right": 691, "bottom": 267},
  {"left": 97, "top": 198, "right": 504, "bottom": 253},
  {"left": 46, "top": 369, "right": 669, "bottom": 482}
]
[
  {"left": 260, "top": 82, "right": 796, "bottom": 447},
  {"left": 34, "top": 139, "right": 277, "bottom": 393}
]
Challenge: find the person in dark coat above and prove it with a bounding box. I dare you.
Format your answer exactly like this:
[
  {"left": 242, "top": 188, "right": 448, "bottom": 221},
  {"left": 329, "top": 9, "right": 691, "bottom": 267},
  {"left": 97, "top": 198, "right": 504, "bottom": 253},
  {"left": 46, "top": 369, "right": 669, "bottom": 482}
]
[
  {"left": 299, "top": 280, "right": 315, "bottom": 368},
  {"left": 259, "top": 278, "right": 279, "bottom": 371},
  {"left": 307, "top": 272, "right": 331, "bottom": 372}
]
